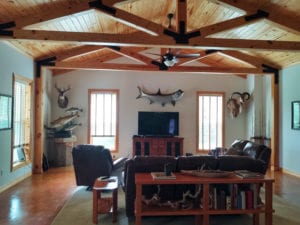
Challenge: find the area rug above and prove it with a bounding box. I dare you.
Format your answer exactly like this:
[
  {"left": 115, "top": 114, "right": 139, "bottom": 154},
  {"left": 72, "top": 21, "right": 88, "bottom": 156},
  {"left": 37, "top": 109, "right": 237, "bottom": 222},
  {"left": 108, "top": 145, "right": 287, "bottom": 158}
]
[{"left": 51, "top": 187, "right": 300, "bottom": 225}]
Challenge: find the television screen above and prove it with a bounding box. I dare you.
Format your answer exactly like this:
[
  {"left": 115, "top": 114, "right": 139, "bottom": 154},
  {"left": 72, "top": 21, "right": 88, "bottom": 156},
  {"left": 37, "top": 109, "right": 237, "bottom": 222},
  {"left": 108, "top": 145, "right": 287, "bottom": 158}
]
[{"left": 138, "top": 111, "right": 179, "bottom": 136}]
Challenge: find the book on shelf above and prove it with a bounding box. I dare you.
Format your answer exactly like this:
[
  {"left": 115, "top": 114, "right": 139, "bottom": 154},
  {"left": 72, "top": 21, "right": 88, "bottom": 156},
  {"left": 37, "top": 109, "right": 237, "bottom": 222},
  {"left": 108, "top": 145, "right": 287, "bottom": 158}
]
[
  {"left": 151, "top": 172, "right": 176, "bottom": 180},
  {"left": 234, "top": 170, "right": 264, "bottom": 179},
  {"left": 209, "top": 183, "right": 258, "bottom": 210}
]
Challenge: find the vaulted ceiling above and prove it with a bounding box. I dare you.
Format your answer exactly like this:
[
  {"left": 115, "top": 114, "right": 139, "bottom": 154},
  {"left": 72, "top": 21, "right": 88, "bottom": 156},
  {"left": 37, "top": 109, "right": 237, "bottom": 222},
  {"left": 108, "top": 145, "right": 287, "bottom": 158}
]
[{"left": 0, "top": 0, "right": 300, "bottom": 76}]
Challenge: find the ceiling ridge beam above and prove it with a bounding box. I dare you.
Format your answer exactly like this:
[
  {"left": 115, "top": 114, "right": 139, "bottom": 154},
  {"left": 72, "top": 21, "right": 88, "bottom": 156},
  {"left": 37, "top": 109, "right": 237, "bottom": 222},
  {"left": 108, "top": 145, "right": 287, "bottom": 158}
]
[
  {"left": 164, "top": 0, "right": 201, "bottom": 43},
  {"left": 2, "top": 29, "right": 300, "bottom": 51}
]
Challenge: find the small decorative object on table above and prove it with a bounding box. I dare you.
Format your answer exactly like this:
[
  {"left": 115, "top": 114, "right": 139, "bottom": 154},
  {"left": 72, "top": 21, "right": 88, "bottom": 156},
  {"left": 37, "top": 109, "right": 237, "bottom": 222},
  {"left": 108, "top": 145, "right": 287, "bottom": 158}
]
[
  {"left": 234, "top": 170, "right": 264, "bottom": 179},
  {"left": 151, "top": 172, "right": 176, "bottom": 180},
  {"left": 180, "top": 169, "right": 232, "bottom": 178}
]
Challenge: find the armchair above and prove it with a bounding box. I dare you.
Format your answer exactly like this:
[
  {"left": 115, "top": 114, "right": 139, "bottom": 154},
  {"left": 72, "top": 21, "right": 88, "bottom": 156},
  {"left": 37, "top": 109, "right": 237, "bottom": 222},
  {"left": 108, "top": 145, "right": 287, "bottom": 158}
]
[{"left": 72, "top": 144, "right": 127, "bottom": 189}]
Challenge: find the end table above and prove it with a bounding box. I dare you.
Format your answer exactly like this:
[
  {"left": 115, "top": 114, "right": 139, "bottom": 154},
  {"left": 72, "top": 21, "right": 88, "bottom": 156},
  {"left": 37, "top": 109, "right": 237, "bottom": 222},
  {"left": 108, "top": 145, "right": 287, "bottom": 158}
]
[{"left": 93, "top": 176, "right": 118, "bottom": 224}]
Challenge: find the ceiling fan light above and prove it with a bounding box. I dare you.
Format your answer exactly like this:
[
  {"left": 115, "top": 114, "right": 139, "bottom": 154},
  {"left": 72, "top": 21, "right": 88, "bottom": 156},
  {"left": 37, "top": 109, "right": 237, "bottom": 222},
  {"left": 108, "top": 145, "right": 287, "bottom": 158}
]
[{"left": 163, "top": 59, "right": 177, "bottom": 67}]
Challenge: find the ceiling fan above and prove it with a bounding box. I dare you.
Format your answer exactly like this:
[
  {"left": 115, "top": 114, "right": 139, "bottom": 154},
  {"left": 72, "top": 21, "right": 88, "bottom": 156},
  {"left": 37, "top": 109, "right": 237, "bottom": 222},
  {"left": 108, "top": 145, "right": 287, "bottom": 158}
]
[{"left": 150, "top": 13, "right": 200, "bottom": 70}]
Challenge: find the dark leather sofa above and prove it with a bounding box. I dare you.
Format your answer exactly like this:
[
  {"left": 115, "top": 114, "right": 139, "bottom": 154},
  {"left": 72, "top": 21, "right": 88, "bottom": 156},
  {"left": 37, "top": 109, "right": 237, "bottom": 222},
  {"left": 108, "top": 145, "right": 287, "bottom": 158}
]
[
  {"left": 72, "top": 144, "right": 127, "bottom": 188},
  {"left": 123, "top": 139, "right": 271, "bottom": 217}
]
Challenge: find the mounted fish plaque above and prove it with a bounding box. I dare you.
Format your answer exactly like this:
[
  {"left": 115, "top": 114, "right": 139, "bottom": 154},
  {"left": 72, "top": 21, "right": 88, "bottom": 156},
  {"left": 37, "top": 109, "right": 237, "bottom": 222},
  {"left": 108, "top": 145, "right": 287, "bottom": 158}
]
[{"left": 136, "top": 86, "right": 184, "bottom": 106}]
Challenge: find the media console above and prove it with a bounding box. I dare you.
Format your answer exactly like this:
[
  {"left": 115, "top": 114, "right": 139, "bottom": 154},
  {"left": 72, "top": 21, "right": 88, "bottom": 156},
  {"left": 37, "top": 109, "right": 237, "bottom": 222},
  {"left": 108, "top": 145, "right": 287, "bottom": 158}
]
[{"left": 132, "top": 136, "right": 184, "bottom": 157}]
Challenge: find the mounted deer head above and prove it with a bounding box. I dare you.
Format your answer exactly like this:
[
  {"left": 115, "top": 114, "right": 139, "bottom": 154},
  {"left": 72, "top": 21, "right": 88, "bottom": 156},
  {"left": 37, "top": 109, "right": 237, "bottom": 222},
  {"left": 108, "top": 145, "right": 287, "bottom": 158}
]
[
  {"left": 227, "top": 92, "right": 250, "bottom": 118},
  {"left": 55, "top": 83, "right": 71, "bottom": 108}
]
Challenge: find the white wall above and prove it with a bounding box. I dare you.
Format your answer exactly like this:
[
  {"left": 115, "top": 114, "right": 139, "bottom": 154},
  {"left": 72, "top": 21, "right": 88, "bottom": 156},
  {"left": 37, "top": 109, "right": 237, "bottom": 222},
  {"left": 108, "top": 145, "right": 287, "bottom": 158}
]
[
  {"left": 280, "top": 64, "right": 300, "bottom": 174},
  {"left": 52, "top": 70, "right": 249, "bottom": 158}
]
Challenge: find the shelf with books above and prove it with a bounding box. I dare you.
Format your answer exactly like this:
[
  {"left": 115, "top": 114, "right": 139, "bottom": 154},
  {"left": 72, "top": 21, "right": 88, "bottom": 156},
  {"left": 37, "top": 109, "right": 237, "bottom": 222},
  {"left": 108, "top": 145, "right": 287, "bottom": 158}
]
[
  {"left": 208, "top": 183, "right": 260, "bottom": 211},
  {"left": 135, "top": 173, "right": 274, "bottom": 225}
]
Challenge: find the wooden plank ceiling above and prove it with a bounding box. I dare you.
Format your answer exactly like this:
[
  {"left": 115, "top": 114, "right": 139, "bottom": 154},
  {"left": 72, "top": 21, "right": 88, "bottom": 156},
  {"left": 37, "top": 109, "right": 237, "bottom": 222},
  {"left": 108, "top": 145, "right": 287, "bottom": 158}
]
[{"left": 0, "top": 0, "right": 300, "bottom": 75}]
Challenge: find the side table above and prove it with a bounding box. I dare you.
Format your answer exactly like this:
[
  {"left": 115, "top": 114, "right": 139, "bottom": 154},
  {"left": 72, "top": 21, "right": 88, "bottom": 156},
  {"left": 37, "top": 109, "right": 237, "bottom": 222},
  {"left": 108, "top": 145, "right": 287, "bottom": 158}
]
[{"left": 93, "top": 176, "right": 118, "bottom": 224}]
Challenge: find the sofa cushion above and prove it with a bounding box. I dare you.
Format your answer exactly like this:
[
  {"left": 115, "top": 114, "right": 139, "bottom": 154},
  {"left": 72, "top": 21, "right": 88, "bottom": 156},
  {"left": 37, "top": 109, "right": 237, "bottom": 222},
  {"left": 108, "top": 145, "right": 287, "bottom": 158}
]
[
  {"left": 176, "top": 156, "right": 218, "bottom": 171},
  {"left": 243, "top": 142, "right": 266, "bottom": 159},
  {"left": 133, "top": 156, "right": 177, "bottom": 173},
  {"left": 225, "top": 147, "right": 243, "bottom": 156},
  {"left": 230, "top": 139, "right": 250, "bottom": 150},
  {"left": 218, "top": 156, "right": 266, "bottom": 173}
]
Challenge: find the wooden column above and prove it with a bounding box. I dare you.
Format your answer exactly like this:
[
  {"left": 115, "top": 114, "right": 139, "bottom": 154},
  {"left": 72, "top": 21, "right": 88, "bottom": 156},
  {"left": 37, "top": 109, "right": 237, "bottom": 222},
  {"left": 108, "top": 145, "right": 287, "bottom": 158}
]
[
  {"left": 33, "top": 69, "right": 44, "bottom": 174},
  {"left": 271, "top": 74, "right": 280, "bottom": 171}
]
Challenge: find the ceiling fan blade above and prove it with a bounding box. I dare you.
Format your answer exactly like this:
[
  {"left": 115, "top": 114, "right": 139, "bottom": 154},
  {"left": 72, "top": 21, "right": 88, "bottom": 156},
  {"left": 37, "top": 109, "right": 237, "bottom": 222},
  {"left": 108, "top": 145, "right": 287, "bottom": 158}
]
[{"left": 176, "top": 53, "right": 201, "bottom": 58}]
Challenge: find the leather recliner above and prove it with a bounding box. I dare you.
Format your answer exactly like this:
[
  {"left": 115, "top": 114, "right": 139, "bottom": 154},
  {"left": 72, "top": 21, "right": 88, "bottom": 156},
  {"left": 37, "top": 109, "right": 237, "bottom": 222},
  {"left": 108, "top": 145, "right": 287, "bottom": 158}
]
[{"left": 72, "top": 144, "right": 127, "bottom": 188}]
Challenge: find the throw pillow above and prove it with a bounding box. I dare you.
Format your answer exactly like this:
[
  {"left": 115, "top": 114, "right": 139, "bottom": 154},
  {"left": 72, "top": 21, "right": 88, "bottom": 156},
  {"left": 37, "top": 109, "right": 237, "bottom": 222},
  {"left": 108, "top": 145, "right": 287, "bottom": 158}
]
[{"left": 225, "top": 147, "right": 243, "bottom": 156}]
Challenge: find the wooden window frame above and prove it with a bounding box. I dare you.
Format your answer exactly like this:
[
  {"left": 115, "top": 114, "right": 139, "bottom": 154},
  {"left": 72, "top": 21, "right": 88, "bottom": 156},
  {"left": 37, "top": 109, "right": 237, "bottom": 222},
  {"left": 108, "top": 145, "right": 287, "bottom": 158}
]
[
  {"left": 88, "top": 89, "right": 119, "bottom": 153},
  {"left": 11, "top": 73, "right": 32, "bottom": 171},
  {"left": 196, "top": 91, "right": 225, "bottom": 153}
]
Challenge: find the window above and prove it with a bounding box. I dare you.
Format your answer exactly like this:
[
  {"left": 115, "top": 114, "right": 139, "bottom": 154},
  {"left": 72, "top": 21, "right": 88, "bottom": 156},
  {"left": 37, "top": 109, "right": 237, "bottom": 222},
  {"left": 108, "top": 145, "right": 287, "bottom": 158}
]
[
  {"left": 11, "top": 74, "right": 32, "bottom": 170},
  {"left": 197, "top": 92, "right": 224, "bottom": 152},
  {"left": 88, "top": 89, "right": 119, "bottom": 152}
]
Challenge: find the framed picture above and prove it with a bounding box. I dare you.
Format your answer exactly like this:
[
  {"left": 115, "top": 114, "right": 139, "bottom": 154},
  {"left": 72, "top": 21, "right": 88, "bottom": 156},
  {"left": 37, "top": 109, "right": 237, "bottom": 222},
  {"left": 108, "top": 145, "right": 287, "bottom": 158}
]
[
  {"left": 292, "top": 101, "right": 300, "bottom": 130},
  {"left": 0, "top": 94, "right": 12, "bottom": 130}
]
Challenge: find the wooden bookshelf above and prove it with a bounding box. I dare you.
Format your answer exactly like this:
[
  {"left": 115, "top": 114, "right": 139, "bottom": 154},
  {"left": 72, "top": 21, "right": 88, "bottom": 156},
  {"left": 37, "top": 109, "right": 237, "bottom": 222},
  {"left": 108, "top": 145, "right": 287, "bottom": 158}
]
[{"left": 135, "top": 173, "right": 274, "bottom": 225}]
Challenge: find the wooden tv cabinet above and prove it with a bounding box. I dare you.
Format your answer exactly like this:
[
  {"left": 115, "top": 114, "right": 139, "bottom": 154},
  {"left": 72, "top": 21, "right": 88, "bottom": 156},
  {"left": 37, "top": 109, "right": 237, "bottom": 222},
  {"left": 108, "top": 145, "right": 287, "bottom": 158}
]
[
  {"left": 132, "top": 136, "right": 183, "bottom": 157},
  {"left": 135, "top": 173, "right": 274, "bottom": 225}
]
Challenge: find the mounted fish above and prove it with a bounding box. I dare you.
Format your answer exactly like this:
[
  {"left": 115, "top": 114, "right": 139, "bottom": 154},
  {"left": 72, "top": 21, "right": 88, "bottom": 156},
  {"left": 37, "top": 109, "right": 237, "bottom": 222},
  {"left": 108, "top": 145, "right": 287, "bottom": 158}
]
[{"left": 136, "top": 86, "right": 184, "bottom": 106}]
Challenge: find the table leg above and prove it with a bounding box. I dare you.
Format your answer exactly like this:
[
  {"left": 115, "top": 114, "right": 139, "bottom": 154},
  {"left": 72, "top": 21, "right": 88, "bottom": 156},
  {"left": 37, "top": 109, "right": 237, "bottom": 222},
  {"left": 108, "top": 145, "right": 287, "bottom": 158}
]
[
  {"left": 112, "top": 188, "right": 118, "bottom": 222},
  {"left": 253, "top": 213, "right": 259, "bottom": 225},
  {"left": 265, "top": 181, "right": 273, "bottom": 225},
  {"left": 202, "top": 184, "right": 210, "bottom": 225},
  {"left": 135, "top": 184, "right": 142, "bottom": 225},
  {"left": 93, "top": 189, "right": 99, "bottom": 224},
  {"left": 195, "top": 215, "right": 201, "bottom": 225}
]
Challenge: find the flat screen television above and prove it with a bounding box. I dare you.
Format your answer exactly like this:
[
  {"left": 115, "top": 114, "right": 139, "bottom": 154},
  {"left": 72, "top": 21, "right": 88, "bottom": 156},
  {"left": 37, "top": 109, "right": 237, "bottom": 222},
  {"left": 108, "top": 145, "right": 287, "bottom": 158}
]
[{"left": 138, "top": 111, "right": 179, "bottom": 136}]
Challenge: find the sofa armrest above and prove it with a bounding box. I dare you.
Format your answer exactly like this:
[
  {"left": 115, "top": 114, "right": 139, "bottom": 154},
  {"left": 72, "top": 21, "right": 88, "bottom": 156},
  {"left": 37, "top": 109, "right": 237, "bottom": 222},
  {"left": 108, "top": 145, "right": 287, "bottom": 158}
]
[{"left": 113, "top": 157, "right": 128, "bottom": 170}]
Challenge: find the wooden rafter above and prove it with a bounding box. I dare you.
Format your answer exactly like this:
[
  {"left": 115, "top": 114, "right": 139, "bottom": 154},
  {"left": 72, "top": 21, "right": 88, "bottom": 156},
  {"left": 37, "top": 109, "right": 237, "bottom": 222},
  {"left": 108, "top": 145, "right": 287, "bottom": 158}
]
[
  {"left": 198, "top": 11, "right": 268, "bottom": 37},
  {"left": 220, "top": 50, "right": 281, "bottom": 70},
  {"left": 210, "top": 0, "right": 300, "bottom": 34},
  {"left": 4, "top": 29, "right": 300, "bottom": 51},
  {"left": 53, "top": 61, "right": 264, "bottom": 74},
  {"left": 106, "top": 46, "right": 153, "bottom": 65},
  {"left": 12, "top": 1, "right": 91, "bottom": 29},
  {"left": 92, "top": 2, "right": 165, "bottom": 36},
  {"left": 51, "top": 45, "right": 105, "bottom": 61},
  {"left": 176, "top": 0, "right": 187, "bottom": 33}
]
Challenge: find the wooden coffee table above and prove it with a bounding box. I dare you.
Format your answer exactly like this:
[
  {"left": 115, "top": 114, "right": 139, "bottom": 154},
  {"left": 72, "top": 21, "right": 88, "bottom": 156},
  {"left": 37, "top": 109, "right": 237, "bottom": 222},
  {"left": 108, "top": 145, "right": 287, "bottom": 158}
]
[{"left": 93, "top": 176, "right": 118, "bottom": 224}]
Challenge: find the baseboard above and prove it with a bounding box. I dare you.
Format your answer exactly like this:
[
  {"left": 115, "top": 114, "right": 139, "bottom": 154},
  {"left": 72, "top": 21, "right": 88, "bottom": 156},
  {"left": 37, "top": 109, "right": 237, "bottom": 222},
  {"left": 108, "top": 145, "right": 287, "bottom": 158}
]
[
  {"left": 281, "top": 168, "right": 300, "bottom": 178},
  {"left": 0, "top": 171, "right": 32, "bottom": 194}
]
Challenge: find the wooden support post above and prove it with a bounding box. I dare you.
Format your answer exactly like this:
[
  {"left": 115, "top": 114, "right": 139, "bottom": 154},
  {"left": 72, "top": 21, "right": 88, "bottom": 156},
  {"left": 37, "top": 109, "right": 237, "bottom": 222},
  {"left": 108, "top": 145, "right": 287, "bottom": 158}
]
[
  {"left": 271, "top": 74, "right": 280, "bottom": 171},
  {"left": 33, "top": 68, "right": 44, "bottom": 174}
]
